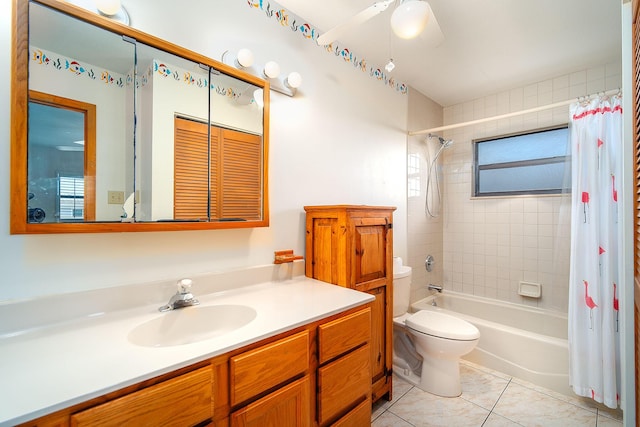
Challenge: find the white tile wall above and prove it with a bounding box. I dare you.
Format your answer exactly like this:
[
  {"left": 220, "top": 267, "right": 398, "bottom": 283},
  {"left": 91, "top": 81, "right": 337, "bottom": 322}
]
[
  {"left": 407, "top": 89, "right": 444, "bottom": 303},
  {"left": 439, "top": 63, "right": 621, "bottom": 313}
]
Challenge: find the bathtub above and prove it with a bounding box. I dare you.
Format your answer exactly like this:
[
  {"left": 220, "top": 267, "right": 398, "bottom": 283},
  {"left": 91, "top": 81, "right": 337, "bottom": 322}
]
[{"left": 411, "top": 291, "right": 571, "bottom": 397}]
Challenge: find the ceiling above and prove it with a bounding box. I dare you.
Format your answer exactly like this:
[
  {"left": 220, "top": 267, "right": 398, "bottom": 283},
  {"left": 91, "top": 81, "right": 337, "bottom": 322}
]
[{"left": 276, "top": 0, "right": 622, "bottom": 107}]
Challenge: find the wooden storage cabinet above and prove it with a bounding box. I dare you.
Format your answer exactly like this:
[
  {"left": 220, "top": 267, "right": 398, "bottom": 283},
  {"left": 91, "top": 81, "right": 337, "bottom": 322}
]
[{"left": 305, "top": 205, "right": 395, "bottom": 403}]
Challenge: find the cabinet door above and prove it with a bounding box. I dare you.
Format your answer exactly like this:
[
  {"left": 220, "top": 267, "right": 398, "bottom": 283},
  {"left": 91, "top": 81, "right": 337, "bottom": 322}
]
[
  {"left": 230, "top": 376, "right": 311, "bottom": 427},
  {"left": 353, "top": 218, "right": 388, "bottom": 284},
  {"left": 70, "top": 366, "right": 212, "bottom": 427}
]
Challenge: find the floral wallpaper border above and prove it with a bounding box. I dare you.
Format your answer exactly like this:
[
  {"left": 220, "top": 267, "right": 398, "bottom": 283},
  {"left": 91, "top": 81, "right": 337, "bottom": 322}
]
[
  {"left": 150, "top": 60, "right": 247, "bottom": 100},
  {"left": 247, "top": 0, "right": 408, "bottom": 95},
  {"left": 30, "top": 47, "right": 251, "bottom": 102},
  {"left": 31, "top": 47, "right": 127, "bottom": 88}
]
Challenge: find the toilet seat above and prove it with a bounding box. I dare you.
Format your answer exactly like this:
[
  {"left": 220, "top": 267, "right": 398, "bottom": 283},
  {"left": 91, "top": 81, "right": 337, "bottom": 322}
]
[
  {"left": 406, "top": 310, "right": 480, "bottom": 341},
  {"left": 393, "top": 312, "right": 411, "bottom": 325}
]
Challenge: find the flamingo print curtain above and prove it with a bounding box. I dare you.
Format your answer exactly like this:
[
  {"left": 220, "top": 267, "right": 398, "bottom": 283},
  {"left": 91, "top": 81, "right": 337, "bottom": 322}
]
[{"left": 568, "top": 94, "right": 622, "bottom": 409}]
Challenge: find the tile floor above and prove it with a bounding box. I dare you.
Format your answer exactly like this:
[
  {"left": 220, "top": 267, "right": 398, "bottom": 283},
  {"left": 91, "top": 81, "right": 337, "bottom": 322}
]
[{"left": 371, "top": 361, "right": 623, "bottom": 427}]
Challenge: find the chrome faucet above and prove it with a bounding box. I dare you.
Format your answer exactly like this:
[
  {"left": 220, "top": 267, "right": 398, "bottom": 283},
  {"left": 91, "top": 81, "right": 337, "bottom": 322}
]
[
  {"left": 427, "top": 283, "right": 443, "bottom": 293},
  {"left": 159, "top": 278, "right": 200, "bottom": 312}
]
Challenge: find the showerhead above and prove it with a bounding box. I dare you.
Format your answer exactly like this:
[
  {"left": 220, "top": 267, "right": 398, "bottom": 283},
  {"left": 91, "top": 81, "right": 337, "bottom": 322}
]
[{"left": 427, "top": 133, "right": 453, "bottom": 148}]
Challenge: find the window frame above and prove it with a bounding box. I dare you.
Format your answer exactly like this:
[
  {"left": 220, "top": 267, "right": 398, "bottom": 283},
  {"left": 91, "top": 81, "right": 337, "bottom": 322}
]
[{"left": 472, "top": 124, "right": 570, "bottom": 197}]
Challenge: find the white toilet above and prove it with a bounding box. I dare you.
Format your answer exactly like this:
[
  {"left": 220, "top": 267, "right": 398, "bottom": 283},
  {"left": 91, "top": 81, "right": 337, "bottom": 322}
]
[{"left": 393, "top": 260, "right": 480, "bottom": 397}]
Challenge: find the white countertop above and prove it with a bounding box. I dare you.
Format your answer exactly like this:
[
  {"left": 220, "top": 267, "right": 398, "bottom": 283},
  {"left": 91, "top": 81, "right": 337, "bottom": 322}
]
[{"left": 0, "top": 274, "right": 373, "bottom": 426}]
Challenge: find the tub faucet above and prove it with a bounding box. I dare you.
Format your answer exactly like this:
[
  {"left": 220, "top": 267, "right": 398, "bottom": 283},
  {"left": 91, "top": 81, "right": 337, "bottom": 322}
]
[
  {"left": 159, "top": 278, "right": 200, "bottom": 312},
  {"left": 428, "top": 284, "right": 443, "bottom": 293}
]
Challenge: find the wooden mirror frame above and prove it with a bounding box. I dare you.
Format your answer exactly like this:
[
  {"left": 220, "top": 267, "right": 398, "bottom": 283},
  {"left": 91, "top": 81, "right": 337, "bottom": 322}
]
[{"left": 10, "top": 0, "right": 270, "bottom": 233}]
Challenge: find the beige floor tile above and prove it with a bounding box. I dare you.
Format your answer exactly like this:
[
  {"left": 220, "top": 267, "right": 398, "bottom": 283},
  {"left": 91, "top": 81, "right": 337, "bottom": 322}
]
[
  {"left": 482, "top": 413, "right": 523, "bottom": 426},
  {"left": 509, "top": 375, "right": 624, "bottom": 421},
  {"left": 596, "top": 413, "right": 623, "bottom": 426},
  {"left": 389, "top": 387, "right": 490, "bottom": 427},
  {"left": 597, "top": 406, "right": 624, "bottom": 422},
  {"left": 460, "top": 363, "right": 510, "bottom": 411},
  {"left": 510, "top": 376, "right": 597, "bottom": 413},
  {"left": 393, "top": 374, "right": 416, "bottom": 399},
  {"left": 372, "top": 411, "right": 415, "bottom": 427},
  {"left": 372, "top": 375, "right": 415, "bottom": 420},
  {"left": 492, "top": 382, "right": 597, "bottom": 427},
  {"left": 373, "top": 361, "right": 621, "bottom": 426}
]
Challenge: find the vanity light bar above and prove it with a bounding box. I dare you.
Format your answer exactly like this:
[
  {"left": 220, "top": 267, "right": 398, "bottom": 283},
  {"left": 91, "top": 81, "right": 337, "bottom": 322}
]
[{"left": 221, "top": 50, "right": 302, "bottom": 97}]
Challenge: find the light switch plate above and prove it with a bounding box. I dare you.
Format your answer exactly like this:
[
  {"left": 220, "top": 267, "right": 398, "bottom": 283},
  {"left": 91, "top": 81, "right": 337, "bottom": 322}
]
[{"left": 108, "top": 191, "right": 124, "bottom": 204}]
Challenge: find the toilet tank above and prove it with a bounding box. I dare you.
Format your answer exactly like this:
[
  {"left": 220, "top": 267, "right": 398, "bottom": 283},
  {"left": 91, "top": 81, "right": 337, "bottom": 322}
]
[{"left": 393, "top": 265, "right": 412, "bottom": 317}]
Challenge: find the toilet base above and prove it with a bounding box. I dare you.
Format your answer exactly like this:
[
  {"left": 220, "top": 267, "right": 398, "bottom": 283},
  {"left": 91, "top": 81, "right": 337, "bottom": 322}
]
[
  {"left": 419, "top": 354, "right": 462, "bottom": 397},
  {"left": 393, "top": 362, "right": 423, "bottom": 389},
  {"left": 393, "top": 355, "right": 463, "bottom": 398}
]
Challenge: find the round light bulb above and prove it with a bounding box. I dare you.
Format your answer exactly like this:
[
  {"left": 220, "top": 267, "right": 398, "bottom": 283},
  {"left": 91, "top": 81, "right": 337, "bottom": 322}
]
[
  {"left": 263, "top": 61, "right": 280, "bottom": 79},
  {"left": 236, "top": 48, "right": 254, "bottom": 68},
  {"left": 253, "top": 89, "right": 264, "bottom": 108},
  {"left": 95, "top": 0, "right": 121, "bottom": 16},
  {"left": 390, "top": 0, "right": 430, "bottom": 39},
  {"left": 285, "top": 72, "right": 302, "bottom": 89}
]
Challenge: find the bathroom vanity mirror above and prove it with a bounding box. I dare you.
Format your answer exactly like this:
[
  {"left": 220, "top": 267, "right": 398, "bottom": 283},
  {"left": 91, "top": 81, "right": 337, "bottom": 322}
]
[{"left": 11, "top": 0, "right": 269, "bottom": 233}]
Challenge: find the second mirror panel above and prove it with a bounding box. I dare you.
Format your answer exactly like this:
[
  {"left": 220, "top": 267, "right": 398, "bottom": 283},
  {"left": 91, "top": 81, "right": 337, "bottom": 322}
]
[{"left": 135, "top": 42, "right": 265, "bottom": 223}]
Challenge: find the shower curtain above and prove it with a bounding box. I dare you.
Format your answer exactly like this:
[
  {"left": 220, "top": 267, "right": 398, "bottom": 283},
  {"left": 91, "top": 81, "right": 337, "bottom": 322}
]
[{"left": 568, "top": 93, "right": 622, "bottom": 409}]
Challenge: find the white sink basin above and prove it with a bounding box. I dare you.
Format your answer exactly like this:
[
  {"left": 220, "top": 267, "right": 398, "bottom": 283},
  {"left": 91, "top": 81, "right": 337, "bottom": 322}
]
[{"left": 128, "top": 304, "right": 257, "bottom": 347}]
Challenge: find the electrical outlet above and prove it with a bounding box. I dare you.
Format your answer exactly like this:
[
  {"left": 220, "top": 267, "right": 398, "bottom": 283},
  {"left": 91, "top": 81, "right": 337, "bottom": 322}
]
[{"left": 108, "top": 191, "right": 124, "bottom": 204}]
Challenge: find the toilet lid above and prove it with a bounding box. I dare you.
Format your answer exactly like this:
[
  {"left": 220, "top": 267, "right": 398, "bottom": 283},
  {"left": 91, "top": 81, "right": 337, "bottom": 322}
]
[{"left": 406, "top": 310, "right": 480, "bottom": 341}]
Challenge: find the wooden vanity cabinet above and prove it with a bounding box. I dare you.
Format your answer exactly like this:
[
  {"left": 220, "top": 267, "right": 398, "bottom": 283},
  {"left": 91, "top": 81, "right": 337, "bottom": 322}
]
[
  {"left": 18, "top": 305, "right": 371, "bottom": 427},
  {"left": 305, "top": 205, "right": 395, "bottom": 403}
]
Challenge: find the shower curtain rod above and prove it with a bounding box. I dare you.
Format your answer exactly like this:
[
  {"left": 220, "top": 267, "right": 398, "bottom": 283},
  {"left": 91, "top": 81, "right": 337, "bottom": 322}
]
[{"left": 408, "top": 88, "right": 620, "bottom": 136}]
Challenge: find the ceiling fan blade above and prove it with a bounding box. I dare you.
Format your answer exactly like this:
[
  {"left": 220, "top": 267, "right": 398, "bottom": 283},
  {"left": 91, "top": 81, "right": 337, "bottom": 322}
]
[
  {"left": 420, "top": 2, "right": 445, "bottom": 47},
  {"left": 317, "top": 0, "right": 394, "bottom": 46}
]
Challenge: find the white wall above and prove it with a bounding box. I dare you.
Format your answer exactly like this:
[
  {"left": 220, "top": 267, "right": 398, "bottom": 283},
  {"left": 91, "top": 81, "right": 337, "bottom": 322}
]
[
  {"left": 0, "top": 0, "right": 408, "bottom": 301},
  {"left": 441, "top": 63, "right": 622, "bottom": 313}
]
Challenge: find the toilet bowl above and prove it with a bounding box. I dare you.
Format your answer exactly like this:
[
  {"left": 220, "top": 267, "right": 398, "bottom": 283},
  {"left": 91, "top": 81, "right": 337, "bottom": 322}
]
[{"left": 392, "top": 261, "right": 480, "bottom": 397}]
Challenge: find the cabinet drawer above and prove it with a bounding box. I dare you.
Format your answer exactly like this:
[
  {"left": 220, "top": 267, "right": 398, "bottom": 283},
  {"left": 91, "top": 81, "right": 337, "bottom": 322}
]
[
  {"left": 230, "top": 375, "right": 311, "bottom": 427},
  {"left": 70, "top": 366, "right": 212, "bottom": 426},
  {"left": 318, "top": 308, "right": 370, "bottom": 364},
  {"left": 330, "top": 398, "right": 371, "bottom": 427},
  {"left": 231, "top": 330, "right": 309, "bottom": 405},
  {"left": 317, "top": 344, "right": 370, "bottom": 425}
]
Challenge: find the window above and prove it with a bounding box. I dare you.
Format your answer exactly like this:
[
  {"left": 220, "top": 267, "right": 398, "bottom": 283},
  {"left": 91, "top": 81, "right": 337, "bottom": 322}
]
[
  {"left": 473, "top": 125, "right": 570, "bottom": 197},
  {"left": 58, "top": 176, "right": 84, "bottom": 220},
  {"left": 407, "top": 153, "right": 421, "bottom": 198}
]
